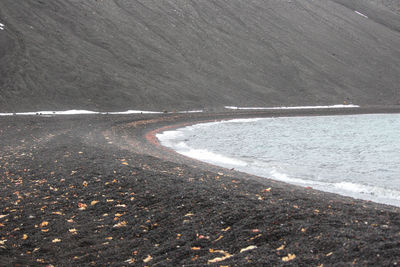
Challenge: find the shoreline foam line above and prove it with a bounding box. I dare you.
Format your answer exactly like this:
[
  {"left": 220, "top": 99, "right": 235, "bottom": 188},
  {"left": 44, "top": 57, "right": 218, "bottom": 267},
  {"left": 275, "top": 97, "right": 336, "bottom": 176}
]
[
  {"left": 155, "top": 114, "right": 400, "bottom": 207},
  {"left": 225, "top": 104, "right": 360, "bottom": 110},
  {"left": 157, "top": 130, "right": 248, "bottom": 167}
]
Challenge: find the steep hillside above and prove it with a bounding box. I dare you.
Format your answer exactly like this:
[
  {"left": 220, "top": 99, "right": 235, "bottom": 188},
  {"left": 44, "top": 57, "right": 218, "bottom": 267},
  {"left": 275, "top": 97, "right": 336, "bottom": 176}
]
[{"left": 0, "top": 0, "right": 399, "bottom": 112}]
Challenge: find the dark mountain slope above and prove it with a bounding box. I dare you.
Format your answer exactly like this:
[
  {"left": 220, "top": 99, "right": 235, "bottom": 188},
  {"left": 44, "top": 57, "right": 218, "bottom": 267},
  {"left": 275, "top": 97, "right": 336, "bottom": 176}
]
[{"left": 0, "top": 0, "right": 399, "bottom": 112}]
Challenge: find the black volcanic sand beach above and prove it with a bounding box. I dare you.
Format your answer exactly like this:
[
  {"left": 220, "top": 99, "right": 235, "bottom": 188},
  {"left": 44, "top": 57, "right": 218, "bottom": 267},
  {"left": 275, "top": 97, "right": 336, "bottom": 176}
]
[{"left": 1, "top": 108, "right": 400, "bottom": 266}]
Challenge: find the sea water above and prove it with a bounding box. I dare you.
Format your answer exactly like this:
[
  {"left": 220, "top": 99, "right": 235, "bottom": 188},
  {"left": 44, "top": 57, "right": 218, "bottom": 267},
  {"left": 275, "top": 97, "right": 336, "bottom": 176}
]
[{"left": 157, "top": 114, "right": 400, "bottom": 207}]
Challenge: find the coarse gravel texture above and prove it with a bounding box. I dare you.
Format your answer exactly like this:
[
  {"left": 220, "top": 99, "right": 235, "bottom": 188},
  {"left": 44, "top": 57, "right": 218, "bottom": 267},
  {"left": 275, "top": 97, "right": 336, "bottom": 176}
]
[{"left": 1, "top": 108, "right": 400, "bottom": 266}]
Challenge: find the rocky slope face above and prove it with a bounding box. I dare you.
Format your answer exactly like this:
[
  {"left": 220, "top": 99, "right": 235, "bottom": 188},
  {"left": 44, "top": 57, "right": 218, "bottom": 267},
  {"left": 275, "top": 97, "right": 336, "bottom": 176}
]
[{"left": 0, "top": 0, "right": 399, "bottom": 112}]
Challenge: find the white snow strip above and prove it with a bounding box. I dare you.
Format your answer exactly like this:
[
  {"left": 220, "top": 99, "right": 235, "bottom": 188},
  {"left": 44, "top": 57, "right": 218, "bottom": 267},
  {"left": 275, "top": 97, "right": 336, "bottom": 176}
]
[
  {"left": 107, "top": 110, "right": 162, "bottom": 115},
  {"left": 0, "top": 109, "right": 203, "bottom": 116},
  {"left": 14, "top": 110, "right": 100, "bottom": 115},
  {"left": 225, "top": 104, "right": 360, "bottom": 110},
  {"left": 0, "top": 109, "right": 204, "bottom": 116},
  {"left": 0, "top": 23, "right": 4, "bottom": 30},
  {"left": 178, "top": 110, "right": 203, "bottom": 114},
  {"left": 355, "top": 11, "right": 368, "bottom": 18}
]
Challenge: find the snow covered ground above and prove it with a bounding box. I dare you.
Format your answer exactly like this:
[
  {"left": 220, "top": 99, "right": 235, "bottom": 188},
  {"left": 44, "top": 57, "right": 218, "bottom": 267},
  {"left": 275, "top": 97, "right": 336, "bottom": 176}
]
[
  {"left": 355, "top": 11, "right": 368, "bottom": 18},
  {"left": 0, "top": 109, "right": 204, "bottom": 116},
  {"left": 0, "top": 106, "right": 363, "bottom": 116},
  {"left": 224, "top": 105, "right": 360, "bottom": 110},
  {"left": 0, "top": 23, "right": 5, "bottom": 30}
]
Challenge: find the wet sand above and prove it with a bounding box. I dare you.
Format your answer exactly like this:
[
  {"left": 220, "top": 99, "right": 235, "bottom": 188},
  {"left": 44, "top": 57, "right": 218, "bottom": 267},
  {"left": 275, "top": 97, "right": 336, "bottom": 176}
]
[{"left": 1, "top": 107, "right": 400, "bottom": 266}]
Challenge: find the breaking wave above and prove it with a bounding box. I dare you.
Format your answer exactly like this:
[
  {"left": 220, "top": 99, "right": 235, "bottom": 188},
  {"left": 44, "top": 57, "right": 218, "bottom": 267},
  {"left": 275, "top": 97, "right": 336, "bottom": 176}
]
[{"left": 157, "top": 114, "right": 400, "bottom": 207}]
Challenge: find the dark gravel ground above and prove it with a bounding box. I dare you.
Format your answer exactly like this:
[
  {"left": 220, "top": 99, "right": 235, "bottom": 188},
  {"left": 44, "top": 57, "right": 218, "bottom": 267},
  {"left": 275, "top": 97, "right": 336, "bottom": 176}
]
[
  {"left": 1, "top": 0, "right": 400, "bottom": 112},
  {"left": 1, "top": 108, "right": 400, "bottom": 266}
]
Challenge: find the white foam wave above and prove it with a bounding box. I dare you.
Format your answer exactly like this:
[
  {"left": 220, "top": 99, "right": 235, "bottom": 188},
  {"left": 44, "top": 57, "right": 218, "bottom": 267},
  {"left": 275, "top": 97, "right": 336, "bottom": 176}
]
[
  {"left": 181, "top": 118, "right": 266, "bottom": 132},
  {"left": 333, "top": 182, "right": 400, "bottom": 200},
  {"left": 159, "top": 114, "right": 400, "bottom": 207},
  {"left": 220, "top": 118, "right": 265, "bottom": 123},
  {"left": 268, "top": 169, "right": 400, "bottom": 206},
  {"left": 269, "top": 168, "right": 314, "bottom": 185},
  {"left": 158, "top": 129, "right": 400, "bottom": 206},
  {"left": 180, "top": 147, "right": 247, "bottom": 167},
  {"left": 157, "top": 131, "right": 247, "bottom": 167},
  {"left": 156, "top": 130, "right": 185, "bottom": 146}
]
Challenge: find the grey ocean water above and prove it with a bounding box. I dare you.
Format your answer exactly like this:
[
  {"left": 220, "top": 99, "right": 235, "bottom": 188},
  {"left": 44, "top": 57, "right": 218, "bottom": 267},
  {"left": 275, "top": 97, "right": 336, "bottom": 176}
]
[{"left": 157, "top": 114, "right": 400, "bottom": 207}]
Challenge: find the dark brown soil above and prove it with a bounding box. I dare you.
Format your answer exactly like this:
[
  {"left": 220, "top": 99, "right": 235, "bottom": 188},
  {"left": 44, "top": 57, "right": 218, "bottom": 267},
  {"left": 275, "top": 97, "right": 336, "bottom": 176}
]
[{"left": 1, "top": 108, "right": 400, "bottom": 266}]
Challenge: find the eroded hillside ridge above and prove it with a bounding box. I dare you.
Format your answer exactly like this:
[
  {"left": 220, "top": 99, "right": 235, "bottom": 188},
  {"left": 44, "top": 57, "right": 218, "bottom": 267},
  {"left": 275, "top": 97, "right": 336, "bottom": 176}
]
[{"left": 0, "top": 0, "right": 399, "bottom": 112}]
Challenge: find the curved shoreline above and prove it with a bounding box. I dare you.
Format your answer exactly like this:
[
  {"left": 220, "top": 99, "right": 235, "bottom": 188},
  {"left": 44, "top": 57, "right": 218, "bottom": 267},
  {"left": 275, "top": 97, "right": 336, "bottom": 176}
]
[
  {"left": 137, "top": 105, "right": 400, "bottom": 174},
  {"left": 152, "top": 111, "right": 400, "bottom": 207},
  {"left": 1, "top": 106, "right": 400, "bottom": 265}
]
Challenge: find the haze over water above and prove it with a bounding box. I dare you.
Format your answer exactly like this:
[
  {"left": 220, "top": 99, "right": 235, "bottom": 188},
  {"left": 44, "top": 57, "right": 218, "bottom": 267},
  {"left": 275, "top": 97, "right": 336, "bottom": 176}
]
[{"left": 158, "top": 114, "right": 400, "bottom": 207}]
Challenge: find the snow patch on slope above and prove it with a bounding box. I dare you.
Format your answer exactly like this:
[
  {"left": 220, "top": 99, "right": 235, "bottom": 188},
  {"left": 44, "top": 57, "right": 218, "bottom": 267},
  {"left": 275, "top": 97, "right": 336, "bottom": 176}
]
[
  {"left": 355, "top": 11, "right": 368, "bottom": 18},
  {"left": 225, "top": 105, "right": 360, "bottom": 110},
  {"left": 0, "top": 109, "right": 203, "bottom": 116},
  {"left": 178, "top": 110, "right": 204, "bottom": 114},
  {"left": 107, "top": 110, "right": 162, "bottom": 115},
  {"left": 17, "top": 110, "right": 99, "bottom": 115}
]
